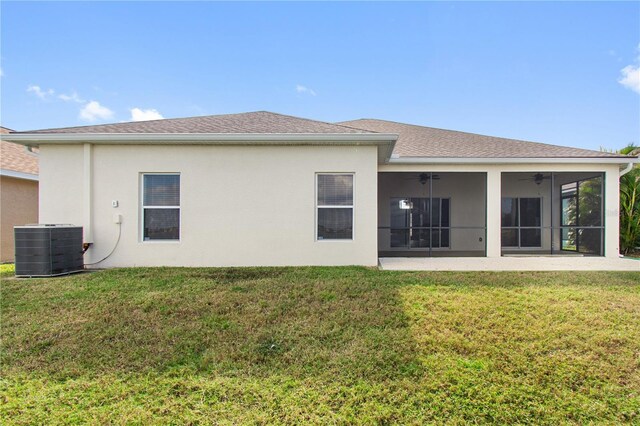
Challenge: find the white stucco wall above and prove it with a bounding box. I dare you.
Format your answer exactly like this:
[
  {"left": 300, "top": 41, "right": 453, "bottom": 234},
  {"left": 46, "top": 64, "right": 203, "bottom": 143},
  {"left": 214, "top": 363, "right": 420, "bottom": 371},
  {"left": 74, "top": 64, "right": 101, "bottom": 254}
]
[
  {"left": 39, "top": 144, "right": 379, "bottom": 267},
  {"left": 39, "top": 145, "right": 625, "bottom": 267}
]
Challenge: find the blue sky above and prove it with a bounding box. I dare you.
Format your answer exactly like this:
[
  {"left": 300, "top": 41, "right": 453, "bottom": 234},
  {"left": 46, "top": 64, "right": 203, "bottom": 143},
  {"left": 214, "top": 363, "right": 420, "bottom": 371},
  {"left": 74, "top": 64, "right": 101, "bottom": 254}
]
[{"left": 1, "top": 1, "right": 639, "bottom": 150}]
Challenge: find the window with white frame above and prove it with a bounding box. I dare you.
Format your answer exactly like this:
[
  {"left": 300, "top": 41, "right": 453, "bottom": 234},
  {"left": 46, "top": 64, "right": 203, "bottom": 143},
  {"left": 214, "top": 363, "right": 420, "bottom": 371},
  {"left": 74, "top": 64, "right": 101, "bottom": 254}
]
[
  {"left": 142, "top": 174, "right": 180, "bottom": 241},
  {"left": 316, "top": 173, "right": 354, "bottom": 240}
]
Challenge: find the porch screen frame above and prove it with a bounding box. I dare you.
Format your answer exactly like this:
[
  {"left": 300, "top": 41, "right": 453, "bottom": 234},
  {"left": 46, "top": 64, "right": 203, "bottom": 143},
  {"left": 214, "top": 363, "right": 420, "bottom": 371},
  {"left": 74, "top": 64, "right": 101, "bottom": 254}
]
[{"left": 558, "top": 173, "right": 605, "bottom": 255}]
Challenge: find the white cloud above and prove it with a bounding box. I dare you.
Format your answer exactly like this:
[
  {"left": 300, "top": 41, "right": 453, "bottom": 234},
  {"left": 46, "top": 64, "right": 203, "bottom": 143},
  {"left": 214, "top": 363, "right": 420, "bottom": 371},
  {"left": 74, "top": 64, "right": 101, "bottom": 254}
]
[
  {"left": 58, "top": 91, "right": 85, "bottom": 103},
  {"left": 27, "top": 84, "right": 54, "bottom": 99},
  {"left": 130, "top": 107, "right": 164, "bottom": 121},
  {"left": 296, "top": 84, "right": 317, "bottom": 96},
  {"left": 619, "top": 65, "right": 640, "bottom": 94},
  {"left": 618, "top": 43, "right": 640, "bottom": 94},
  {"left": 79, "top": 101, "right": 114, "bottom": 122}
]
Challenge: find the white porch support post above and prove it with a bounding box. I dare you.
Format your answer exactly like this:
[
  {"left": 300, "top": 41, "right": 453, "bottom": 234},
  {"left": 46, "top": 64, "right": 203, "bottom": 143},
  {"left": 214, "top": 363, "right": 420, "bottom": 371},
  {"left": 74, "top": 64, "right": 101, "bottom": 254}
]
[
  {"left": 604, "top": 168, "right": 620, "bottom": 258},
  {"left": 486, "top": 169, "right": 502, "bottom": 257},
  {"left": 83, "top": 143, "right": 93, "bottom": 244}
]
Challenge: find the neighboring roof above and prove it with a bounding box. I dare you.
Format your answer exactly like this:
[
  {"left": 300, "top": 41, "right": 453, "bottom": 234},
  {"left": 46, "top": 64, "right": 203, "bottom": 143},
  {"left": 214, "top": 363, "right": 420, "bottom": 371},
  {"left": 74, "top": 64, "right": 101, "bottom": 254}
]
[
  {"left": 1, "top": 126, "right": 39, "bottom": 177},
  {"left": 338, "top": 119, "right": 630, "bottom": 159},
  {"left": 15, "top": 111, "right": 376, "bottom": 135}
]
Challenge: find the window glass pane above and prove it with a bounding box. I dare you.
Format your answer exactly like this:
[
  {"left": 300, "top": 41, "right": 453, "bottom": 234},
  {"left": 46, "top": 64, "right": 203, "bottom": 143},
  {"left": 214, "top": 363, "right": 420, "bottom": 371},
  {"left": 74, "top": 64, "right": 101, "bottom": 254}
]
[
  {"left": 562, "top": 228, "right": 577, "bottom": 251},
  {"left": 501, "top": 229, "right": 518, "bottom": 247},
  {"left": 501, "top": 198, "right": 518, "bottom": 227},
  {"left": 410, "top": 229, "right": 430, "bottom": 248},
  {"left": 578, "top": 177, "right": 602, "bottom": 226},
  {"left": 561, "top": 182, "right": 577, "bottom": 197},
  {"left": 431, "top": 198, "right": 441, "bottom": 227},
  {"left": 390, "top": 198, "right": 409, "bottom": 229},
  {"left": 519, "top": 198, "right": 541, "bottom": 227},
  {"left": 440, "top": 229, "right": 450, "bottom": 248},
  {"left": 317, "top": 175, "right": 353, "bottom": 206},
  {"left": 317, "top": 208, "right": 353, "bottom": 239},
  {"left": 577, "top": 228, "right": 602, "bottom": 255},
  {"left": 520, "top": 228, "right": 541, "bottom": 247},
  {"left": 562, "top": 197, "right": 577, "bottom": 226},
  {"left": 144, "top": 175, "right": 180, "bottom": 206},
  {"left": 390, "top": 229, "right": 409, "bottom": 248},
  {"left": 441, "top": 199, "right": 450, "bottom": 227},
  {"left": 144, "top": 208, "right": 179, "bottom": 240},
  {"left": 411, "top": 198, "right": 430, "bottom": 227},
  {"left": 430, "top": 229, "right": 441, "bottom": 248}
]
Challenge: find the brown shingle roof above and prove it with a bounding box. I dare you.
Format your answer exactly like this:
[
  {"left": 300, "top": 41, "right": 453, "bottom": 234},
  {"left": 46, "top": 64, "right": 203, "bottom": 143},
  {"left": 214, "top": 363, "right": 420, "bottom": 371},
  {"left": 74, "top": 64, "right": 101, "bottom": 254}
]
[
  {"left": 338, "top": 119, "right": 628, "bottom": 159},
  {"left": 17, "top": 111, "right": 375, "bottom": 135},
  {"left": 1, "top": 126, "right": 39, "bottom": 175}
]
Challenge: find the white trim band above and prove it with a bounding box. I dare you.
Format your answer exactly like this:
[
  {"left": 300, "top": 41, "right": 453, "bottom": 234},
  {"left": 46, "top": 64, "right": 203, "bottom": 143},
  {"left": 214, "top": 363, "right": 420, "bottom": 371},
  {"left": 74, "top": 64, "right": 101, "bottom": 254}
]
[
  {"left": 0, "top": 168, "right": 39, "bottom": 181},
  {"left": 388, "top": 157, "right": 638, "bottom": 165},
  {"left": 1, "top": 132, "right": 398, "bottom": 143}
]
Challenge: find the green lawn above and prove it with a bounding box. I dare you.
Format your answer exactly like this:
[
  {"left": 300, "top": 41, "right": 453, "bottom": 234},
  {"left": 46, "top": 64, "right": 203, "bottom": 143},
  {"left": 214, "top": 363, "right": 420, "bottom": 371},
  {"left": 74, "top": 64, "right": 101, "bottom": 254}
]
[{"left": 1, "top": 266, "right": 639, "bottom": 424}]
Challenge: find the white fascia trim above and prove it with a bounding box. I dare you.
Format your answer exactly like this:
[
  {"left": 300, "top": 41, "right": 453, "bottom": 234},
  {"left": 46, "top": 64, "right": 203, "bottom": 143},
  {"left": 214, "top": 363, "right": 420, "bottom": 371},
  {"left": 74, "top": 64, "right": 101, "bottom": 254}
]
[
  {"left": 1, "top": 132, "right": 398, "bottom": 144},
  {"left": 2, "top": 132, "right": 398, "bottom": 163},
  {"left": 0, "top": 168, "right": 39, "bottom": 181},
  {"left": 388, "top": 156, "right": 639, "bottom": 165}
]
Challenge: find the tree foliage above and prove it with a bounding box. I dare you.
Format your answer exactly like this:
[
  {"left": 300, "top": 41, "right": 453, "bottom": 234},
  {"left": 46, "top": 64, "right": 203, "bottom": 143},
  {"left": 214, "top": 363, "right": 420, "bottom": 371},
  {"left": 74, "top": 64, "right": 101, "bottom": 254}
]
[{"left": 619, "top": 144, "right": 640, "bottom": 254}]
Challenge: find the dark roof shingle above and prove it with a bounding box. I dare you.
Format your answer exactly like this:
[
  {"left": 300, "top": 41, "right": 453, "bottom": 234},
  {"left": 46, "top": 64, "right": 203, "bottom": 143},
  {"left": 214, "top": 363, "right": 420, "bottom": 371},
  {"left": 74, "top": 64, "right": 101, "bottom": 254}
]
[
  {"left": 338, "top": 119, "right": 628, "bottom": 159},
  {"left": 17, "top": 111, "right": 375, "bottom": 135}
]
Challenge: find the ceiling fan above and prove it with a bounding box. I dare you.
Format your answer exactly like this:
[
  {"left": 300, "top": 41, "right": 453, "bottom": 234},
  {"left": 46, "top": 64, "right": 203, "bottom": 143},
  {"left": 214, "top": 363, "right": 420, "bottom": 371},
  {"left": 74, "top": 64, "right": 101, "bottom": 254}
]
[
  {"left": 403, "top": 173, "right": 440, "bottom": 185},
  {"left": 519, "top": 173, "right": 551, "bottom": 185}
]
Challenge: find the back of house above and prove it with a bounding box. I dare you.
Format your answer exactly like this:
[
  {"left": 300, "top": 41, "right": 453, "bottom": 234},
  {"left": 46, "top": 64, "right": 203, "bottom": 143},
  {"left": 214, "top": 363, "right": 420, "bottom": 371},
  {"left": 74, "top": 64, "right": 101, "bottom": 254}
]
[{"left": 2, "top": 111, "right": 636, "bottom": 267}]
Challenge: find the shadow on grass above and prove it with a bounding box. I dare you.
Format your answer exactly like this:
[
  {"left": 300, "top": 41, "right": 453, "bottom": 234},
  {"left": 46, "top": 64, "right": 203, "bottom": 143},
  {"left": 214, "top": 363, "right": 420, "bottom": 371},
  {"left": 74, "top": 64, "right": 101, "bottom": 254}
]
[{"left": 1, "top": 267, "right": 426, "bottom": 382}]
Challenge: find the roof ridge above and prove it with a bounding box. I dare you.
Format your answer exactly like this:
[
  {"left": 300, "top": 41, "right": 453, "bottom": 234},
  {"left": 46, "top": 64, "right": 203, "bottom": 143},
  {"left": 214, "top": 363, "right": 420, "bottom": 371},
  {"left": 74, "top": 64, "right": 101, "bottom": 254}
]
[
  {"left": 262, "top": 111, "right": 379, "bottom": 133},
  {"left": 340, "top": 118, "right": 623, "bottom": 157}
]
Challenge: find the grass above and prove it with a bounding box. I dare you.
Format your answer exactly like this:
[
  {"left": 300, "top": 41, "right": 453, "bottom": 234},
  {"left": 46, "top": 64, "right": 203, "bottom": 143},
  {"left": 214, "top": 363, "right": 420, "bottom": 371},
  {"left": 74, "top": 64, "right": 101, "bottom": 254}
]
[
  {"left": 1, "top": 266, "right": 639, "bottom": 424},
  {"left": 0, "top": 263, "right": 14, "bottom": 279}
]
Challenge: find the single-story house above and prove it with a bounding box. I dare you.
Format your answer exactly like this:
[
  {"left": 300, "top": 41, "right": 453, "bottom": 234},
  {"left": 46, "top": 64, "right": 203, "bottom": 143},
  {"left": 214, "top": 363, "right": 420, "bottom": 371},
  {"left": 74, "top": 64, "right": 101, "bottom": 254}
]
[
  {"left": 2, "top": 111, "right": 637, "bottom": 267},
  {"left": 0, "top": 126, "right": 39, "bottom": 263}
]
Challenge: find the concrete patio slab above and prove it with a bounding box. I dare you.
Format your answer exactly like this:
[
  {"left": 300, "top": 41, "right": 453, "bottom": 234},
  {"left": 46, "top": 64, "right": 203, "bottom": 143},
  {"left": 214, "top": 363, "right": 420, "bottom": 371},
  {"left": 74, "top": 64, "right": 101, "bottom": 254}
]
[{"left": 378, "top": 256, "right": 640, "bottom": 271}]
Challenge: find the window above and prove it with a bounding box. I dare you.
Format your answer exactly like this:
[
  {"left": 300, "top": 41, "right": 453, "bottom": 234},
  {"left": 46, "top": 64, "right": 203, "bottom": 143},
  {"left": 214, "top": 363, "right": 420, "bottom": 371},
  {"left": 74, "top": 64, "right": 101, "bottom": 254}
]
[
  {"left": 316, "top": 174, "right": 353, "bottom": 240},
  {"left": 501, "top": 197, "right": 541, "bottom": 248},
  {"left": 389, "top": 197, "right": 450, "bottom": 248},
  {"left": 142, "top": 174, "right": 180, "bottom": 241}
]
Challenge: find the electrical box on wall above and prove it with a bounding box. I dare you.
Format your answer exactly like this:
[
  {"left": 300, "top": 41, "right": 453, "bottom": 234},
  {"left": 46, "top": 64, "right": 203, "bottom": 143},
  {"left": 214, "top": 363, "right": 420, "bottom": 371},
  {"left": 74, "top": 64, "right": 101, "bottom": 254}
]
[
  {"left": 113, "top": 214, "right": 122, "bottom": 224},
  {"left": 112, "top": 200, "right": 119, "bottom": 208}
]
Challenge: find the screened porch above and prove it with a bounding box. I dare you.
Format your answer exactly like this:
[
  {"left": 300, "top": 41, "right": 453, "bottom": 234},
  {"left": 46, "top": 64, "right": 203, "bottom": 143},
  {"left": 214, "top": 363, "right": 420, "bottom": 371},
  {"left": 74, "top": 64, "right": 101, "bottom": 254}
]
[
  {"left": 501, "top": 172, "right": 605, "bottom": 256},
  {"left": 378, "top": 172, "right": 487, "bottom": 257}
]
